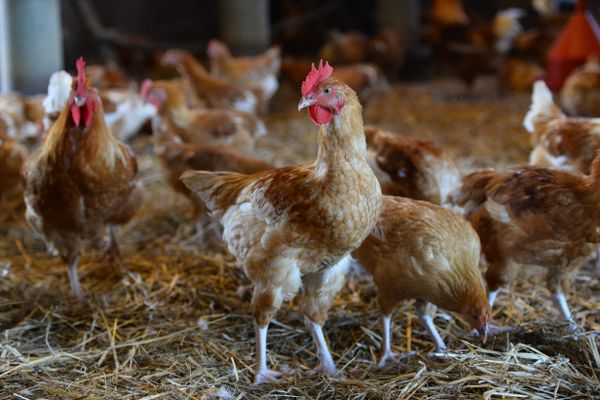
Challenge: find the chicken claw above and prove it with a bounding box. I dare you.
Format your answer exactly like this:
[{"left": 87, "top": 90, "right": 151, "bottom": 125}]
[
  {"left": 253, "top": 368, "right": 286, "bottom": 385},
  {"left": 305, "top": 317, "right": 337, "bottom": 377},
  {"left": 377, "top": 350, "right": 416, "bottom": 368}
]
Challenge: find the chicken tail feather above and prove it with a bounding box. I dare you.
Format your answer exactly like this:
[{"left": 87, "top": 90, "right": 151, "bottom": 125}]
[
  {"left": 180, "top": 170, "right": 248, "bottom": 217},
  {"left": 523, "top": 80, "right": 564, "bottom": 133}
]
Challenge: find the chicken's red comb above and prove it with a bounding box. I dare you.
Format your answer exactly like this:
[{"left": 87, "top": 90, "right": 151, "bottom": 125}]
[
  {"left": 75, "top": 57, "right": 87, "bottom": 96},
  {"left": 301, "top": 60, "right": 333, "bottom": 97},
  {"left": 140, "top": 79, "right": 153, "bottom": 100}
]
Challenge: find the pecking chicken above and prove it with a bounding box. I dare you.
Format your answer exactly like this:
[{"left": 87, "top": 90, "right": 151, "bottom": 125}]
[
  {"left": 525, "top": 80, "right": 600, "bottom": 174},
  {"left": 162, "top": 49, "right": 258, "bottom": 114},
  {"left": 352, "top": 196, "right": 488, "bottom": 365},
  {"left": 449, "top": 154, "right": 600, "bottom": 330},
  {"left": 150, "top": 108, "right": 272, "bottom": 219},
  {"left": 141, "top": 79, "right": 265, "bottom": 154},
  {"left": 364, "top": 126, "right": 460, "bottom": 205},
  {"left": 181, "top": 61, "right": 382, "bottom": 384},
  {"left": 0, "top": 129, "right": 28, "bottom": 201},
  {"left": 22, "top": 57, "right": 144, "bottom": 299},
  {"left": 207, "top": 39, "right": 281, "bottom": 113},
  {"left": 560, "top": 57, "right": 600, "bottom": 117}
]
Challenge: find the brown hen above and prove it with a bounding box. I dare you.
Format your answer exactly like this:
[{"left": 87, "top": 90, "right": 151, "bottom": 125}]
[
  {"left": 449, "top": 154, "right": 600, "bottom": 330},
  {"left": 22, "top": 58, "right": 143, "bottom": 299},
  {"left": 181, "top": 62, "right": 382, "bottom": 384}
]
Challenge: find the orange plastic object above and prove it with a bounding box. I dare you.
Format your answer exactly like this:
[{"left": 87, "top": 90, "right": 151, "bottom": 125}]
[{"left": 546, "top": 0, "right": 600, "bottom": 90}]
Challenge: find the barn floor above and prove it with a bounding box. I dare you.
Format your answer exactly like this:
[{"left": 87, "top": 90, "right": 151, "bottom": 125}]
[{"left": 1, "top": 78, "right": 599, "bottom": 399}]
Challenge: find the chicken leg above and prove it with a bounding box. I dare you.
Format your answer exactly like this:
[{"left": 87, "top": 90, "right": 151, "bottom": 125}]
[
  {"left": 101, "top": 225, "right": 122, "bottom": 265},
  {"left": 253, "top": 324, "right": 285, "bottom": 384},
  {"left": 299, "top": 256, "right": 351, "bottom": 376},
  {"left": 66, "top": 255, "right": 83, "bottom": 300},
  {"left": 417, "top": 301, "right": 447, "bottom": 353},
  {"left": 377, "top": 314, "right": 416, "bottom": 367},
  {"left": 304, "top": 317, "right": 336, "bottom": 376}
]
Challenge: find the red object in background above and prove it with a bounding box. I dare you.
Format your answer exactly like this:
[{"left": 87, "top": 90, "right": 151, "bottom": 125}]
[{"left": 546, "top": 0, "right": 600, "bottom": 90}]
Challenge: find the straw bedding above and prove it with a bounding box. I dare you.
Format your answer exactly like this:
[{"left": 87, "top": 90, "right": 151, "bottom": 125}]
[{"left": 1, "top": 78, "right": 598, "bottom": 399}]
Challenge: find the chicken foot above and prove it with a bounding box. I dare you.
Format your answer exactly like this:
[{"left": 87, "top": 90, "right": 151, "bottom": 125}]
[
  {"left": 377, "top": 314, "right": 416, "bottom": 368},
  {"left": 417, "top": 301, "right": 447, "bottom": 354},
  {"left": 66, "top": 255, "right": 83, "bottom": 300},
  {"left": 253, "top": 324, "right": 288, "bottom": 385},
  {"left": 551, "top": 289, "right": 578, "bottom": 332},
  {"left": 304, "top": 317, "right": 337, "bottom": 376}
]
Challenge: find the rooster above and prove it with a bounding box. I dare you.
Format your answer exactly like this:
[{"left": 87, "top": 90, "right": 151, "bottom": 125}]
[
  {"left": 22, "top": 58, "right": 144, "bottom": 299},
  {"left": 352, "top": 196, "right": 488, "bottom": 365},
  {"left": 207, "top": 39, "right": 281, "bottom": 113},
  {"left": 449, "top": 153, "right": 600, "bottom": 331},
  {"left": 141, "top": 79, "right": 265, "bottom": 154},
  {"left": 162, "top": 49, "right": 258, "bottom": 114},
  {"left": 181, "top": 61, "right": 382, "bottom": 384}
]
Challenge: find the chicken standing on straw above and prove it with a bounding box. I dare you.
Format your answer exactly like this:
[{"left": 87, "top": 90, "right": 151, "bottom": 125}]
[
  {"left": 22, "top": 57, "right": 143, "bottom": 299},
  {"left": 181, "top": 61, "right": 382, "bottom": 384},
  {"left": 449, "top": 152, "right": 600, "bottom": 331}
]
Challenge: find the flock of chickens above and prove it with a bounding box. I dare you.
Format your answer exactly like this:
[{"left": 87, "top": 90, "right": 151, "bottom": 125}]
[{"left": 2, "top": 6, "right": 600, "bottom": 386}]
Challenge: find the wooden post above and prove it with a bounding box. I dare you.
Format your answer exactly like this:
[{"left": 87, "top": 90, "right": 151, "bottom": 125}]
[
  {"left": 219, "top": 0, "right": 270, "bottom": 55},
  {"left": 3, "top": 0, "right": 63, "bottom": 94}
]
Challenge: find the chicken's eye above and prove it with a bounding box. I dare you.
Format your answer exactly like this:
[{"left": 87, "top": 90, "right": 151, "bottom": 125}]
[{"left": 323, "top": 87, "right": 332, "bottom": 94}]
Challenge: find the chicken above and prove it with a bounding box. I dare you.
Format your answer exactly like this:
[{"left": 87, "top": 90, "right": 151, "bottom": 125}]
[
  {"left": 364, "top": 126, "right": 460, "bottom": 205},
  {"left": 428, "top": 5, "right": 528, "bottom": 95},
  {"left": 281, "top": 58, "right": 387, "bottom": 103},
  {"left": 0, "top": 130, "right": 28, "bottom": 201},
  {"left": 22, "top": 57, "right": 144, "bottom": 299},
  {"left": 525, "top": 80, "right": 600, "bottom": 174},
  {"left": 207, "top": 39, "right": 281, "bottom": 113},
  {"left": 100, "top": 89, "right": 156, "bottom": 142},
  {"left": 151, "top": 112, "right": 273, "bottom": 219},
  {"left": 352, "top": 196, "right": 488, "bottom": 366},
  {"left": 161, "top": 49, "right": 258, "bottom": 114},
  {"left": 367, "top": 29, "right": 408, "bottom": 78},
  {"left": 448, "top": 153, "right": 600, "bottom": 330},
  {"left": 85, "top": 64, "right": 131, "bottom": 90},
  {"left": 0, "top": 93, "right": 40, "bottom": 143},
  {"left": 180, "top": 61, "right": 382, "bottom": 384},
  {"left": 319, "top": 30, "right": 369, "bottom": 65},
  {"left": 141, "top": 79, "right": 265, "bottom": 154},
  {"left": 560, "top": 57, "right": 600, "bottom": 117},
  {"left": 318, "top": 29, "right": 407, "bottom": 78},
  {"left": 498, "top": 57, "right": 545, "bottom": 93}
]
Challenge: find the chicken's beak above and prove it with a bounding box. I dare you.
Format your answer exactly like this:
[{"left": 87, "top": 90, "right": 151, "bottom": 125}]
[
  {"left": 298, "top": 96, "right": 316, "bottom": 110},
  {"left": 74, "top": 96, "right": 86, "bottom": 107}
]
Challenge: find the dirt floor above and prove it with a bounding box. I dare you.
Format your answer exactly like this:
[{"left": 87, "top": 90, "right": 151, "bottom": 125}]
[{"left": 1, "top": 78, "right": 599, "bottom": 399}]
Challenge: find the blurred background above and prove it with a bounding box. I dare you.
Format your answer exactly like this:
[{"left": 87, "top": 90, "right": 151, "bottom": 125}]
[{"left": 1, "top": 0, "right": 594, "bottom": 94}]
